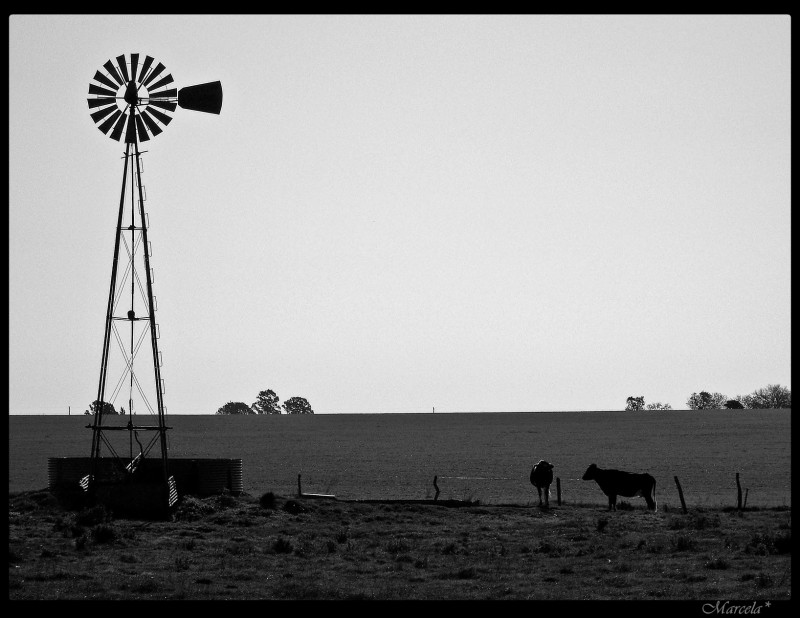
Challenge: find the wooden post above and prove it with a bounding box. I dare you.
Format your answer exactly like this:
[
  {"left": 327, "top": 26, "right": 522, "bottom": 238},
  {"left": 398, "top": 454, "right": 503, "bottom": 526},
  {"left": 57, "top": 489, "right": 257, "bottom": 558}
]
[
  {"left": 433, "top": 475, "right": 440, "bottom": 501},
  {"left": 736, "top": 472, "right": 742, "bottom": 511},
  {"left": 674, "top": 476, "right": 688, "bottom": 514},
  {"left": 298, "top": 474, "right": 302, "bottom": 498},
  {"left": 556, "top": 477, "right": 562, "bottom": 506}
]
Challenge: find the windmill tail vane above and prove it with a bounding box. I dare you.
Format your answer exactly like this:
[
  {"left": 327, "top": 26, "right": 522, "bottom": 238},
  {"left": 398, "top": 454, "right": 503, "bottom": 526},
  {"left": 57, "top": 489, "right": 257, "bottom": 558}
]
[{"left": 88, "top": 53, "right": 222, "bottom": 143}]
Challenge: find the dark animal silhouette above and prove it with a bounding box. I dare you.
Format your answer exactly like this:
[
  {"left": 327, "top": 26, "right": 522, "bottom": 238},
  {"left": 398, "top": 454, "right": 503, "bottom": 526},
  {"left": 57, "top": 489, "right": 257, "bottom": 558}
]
[
  {"left": 582, "top": 463, "right": 657, "bottom": 511},
  {"left": 530, "top": 460, "right": 554, "bottom": 506}
]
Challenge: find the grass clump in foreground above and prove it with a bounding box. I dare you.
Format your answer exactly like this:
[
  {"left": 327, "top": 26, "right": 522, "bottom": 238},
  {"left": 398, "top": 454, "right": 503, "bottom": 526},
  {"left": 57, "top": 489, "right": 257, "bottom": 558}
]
[{"left": 8, "top": 489, "right": 791, "bottom": 600}]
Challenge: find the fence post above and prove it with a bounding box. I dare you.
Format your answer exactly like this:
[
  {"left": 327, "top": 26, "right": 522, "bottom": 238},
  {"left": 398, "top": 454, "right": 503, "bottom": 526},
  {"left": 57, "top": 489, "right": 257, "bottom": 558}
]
[
  {"left": 556, "top": 477, "right": 561, "bottom": 506},
  {"left": 743, "top": 488, "right": 749, "bottom": 509},
  {"left": 433, "top": 475, "right": 440, "bottom": 501},
  {"left": 298, "top": 474, "right": 302, "bottom": 498},
  {"left": 736, "top": 472, "right": 742, "bottom": 511},
  {"left": 674, "top": 476, "right": 688, "bottom": 514}
]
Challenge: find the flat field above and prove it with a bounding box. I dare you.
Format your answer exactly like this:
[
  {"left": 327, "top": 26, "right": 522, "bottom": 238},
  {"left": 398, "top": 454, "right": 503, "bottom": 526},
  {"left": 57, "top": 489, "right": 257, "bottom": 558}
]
[{"left": 9, "top": 411, "right": 792, "bottom": 509}]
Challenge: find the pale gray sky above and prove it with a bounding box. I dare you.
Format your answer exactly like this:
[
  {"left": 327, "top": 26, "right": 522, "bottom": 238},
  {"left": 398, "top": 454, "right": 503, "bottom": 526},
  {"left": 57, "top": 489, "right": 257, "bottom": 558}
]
[{"left": 9, "top": 14, "right": 791, "bottom": 414}]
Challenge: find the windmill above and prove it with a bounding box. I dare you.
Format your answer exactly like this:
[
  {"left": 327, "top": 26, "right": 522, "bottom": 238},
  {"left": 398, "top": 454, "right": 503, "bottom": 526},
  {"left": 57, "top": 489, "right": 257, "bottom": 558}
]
[{"left": 84, "top": 53, "right": 222, "bottom": 516}]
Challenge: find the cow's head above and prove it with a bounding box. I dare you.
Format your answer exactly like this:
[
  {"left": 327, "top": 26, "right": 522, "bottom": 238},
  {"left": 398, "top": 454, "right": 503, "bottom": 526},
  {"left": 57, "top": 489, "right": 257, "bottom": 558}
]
[
  {"left": 582, "top": 464, "right": 598, "bottom": 480},
  {"left": 536, "top": 460, "right": 554, "bottom": 471}
]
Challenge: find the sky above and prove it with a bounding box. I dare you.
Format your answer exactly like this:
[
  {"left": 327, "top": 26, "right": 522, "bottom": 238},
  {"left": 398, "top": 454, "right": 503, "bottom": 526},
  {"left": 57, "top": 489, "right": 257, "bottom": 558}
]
[{"left": 8, "top": 14, "right": 791, "bottom": 415}]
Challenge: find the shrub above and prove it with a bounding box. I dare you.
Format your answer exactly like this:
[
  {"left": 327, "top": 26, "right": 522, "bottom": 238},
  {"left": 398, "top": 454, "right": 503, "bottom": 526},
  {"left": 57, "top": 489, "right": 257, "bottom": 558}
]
[
  {"left": 259, "top": 492, "right": 277, "bottom": 509},
  {"left": 457, "top": 566, "right": 476, "bottom": 579},
  {"left": 173, "top": 496, "right": 215, "bottom": 522},
  {"left": 754, "top": 572, "right": 774, "bottom": 589},
  {"left": 273, "top": 537, "right": 293, "bottom": 554},
  {"left": 746, "top": 531, "right": 792, "bottom": 555},
  {"left": 283, "top": 499, "right": 307, "bottom": 515}
]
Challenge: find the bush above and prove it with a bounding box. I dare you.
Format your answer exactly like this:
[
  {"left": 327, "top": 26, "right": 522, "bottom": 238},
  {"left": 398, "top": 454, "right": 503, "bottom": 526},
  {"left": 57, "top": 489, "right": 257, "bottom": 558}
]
[
  {"left": 259, "top": 492, "right": 277, "bottom": 509},
  {"left": 283, "top": 499, "right": 307, "bottom": 515},
  {"left": 273, "top": 537, "right": 293, "bottom": 554},
  {"left": 173, "top": 496, "right": 215, "bottom": 522}
]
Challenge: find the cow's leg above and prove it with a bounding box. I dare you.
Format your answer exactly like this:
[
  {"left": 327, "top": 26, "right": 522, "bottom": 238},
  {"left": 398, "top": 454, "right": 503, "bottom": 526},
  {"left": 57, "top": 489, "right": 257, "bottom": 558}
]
[
  {"left": 544, "top": 485, "right": 549, "bottom": 506},
  {"left": 537, "top": 486, "right": 543, "bottom": 505},
  {"left": 608, "top": 494, "right": 616, "bottom": 511}
]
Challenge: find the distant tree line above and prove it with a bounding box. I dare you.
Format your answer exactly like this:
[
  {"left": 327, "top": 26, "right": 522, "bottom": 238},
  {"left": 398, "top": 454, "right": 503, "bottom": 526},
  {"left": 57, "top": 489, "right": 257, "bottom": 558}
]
[
  {"left": 215, "top": 388, "right": 314, "bottom": 415},
  {"left": 687, "top": 384, "right": 791, "bottom": 410},
  {"left": 625, "top": 396, "right": 672, "bottom": 411},
  {"left": 625, "top": 384, "right": 790, "bottom": 411},
  {"left": 84, "top": 400, "right": 125, "bottom": 415}
]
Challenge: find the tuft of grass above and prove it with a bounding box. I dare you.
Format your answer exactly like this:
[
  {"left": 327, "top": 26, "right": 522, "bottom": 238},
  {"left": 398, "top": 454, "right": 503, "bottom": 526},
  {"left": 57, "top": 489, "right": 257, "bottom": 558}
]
[
  {"left": 745, "top": 531, "right": 792, "bottom": 555},
  {"left": 705, "top": 556, "right": 730, "bottom": 570},
  {"left": 91, "top": 523, "right": 116, "bottom": 544},
  {"left": 754, "top": 572, "right": 774, "bottom": 589},
  {"left": 273, "top": 537, "right": 293, "bottom": 554},
  {"left": 386, "top": 538, "right": 411, "bottom": 554},
  {"left": 671, "top": 534, "right": 696, "bottom": 552},
  {"left": 173, "top": 496, "right": 215, "bottom": 522},
  {"left": 282, "top": 500, "right": 307, "bottom": 515}
]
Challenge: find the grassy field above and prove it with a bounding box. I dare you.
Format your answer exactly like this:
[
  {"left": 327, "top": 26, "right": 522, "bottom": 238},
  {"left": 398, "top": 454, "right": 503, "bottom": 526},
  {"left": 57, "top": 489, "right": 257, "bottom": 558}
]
[
  {"left": 8, "top": 411, "right": 792, "bottom": 508},
  {"left": 8, "top": 488, "right": 791, "bottom": 601}
]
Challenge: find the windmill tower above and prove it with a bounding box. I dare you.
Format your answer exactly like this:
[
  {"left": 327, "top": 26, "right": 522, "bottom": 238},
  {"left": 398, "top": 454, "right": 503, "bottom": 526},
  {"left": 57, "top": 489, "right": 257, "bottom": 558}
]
[{"left": 84, "top": 53, "right": 222, "bottom": 516}]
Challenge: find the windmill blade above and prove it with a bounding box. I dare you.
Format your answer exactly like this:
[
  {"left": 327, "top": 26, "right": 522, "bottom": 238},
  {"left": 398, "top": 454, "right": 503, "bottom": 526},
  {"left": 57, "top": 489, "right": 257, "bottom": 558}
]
[
  {"left": 91, "top": 104, "right": 119, "bottom": 124},
  {"left": 178, "top": 81, "right": 223, "bottom": 114},
  {"left": 148, "top": 99, "right": 177, "bottom": 113},
  {"left": 89, "top": 83, "right": 118, "bottom": 98},
  {"left": 139, "top": 55, "right": 155, "bottom": 84},
  {"left": 130, "top": 53, "right": 139, "bottom": 83},
  {"left": 142, "top": 62, "right": 165, "bottom": 87},
  {"left": 110, "top": 112, "right": 128, "bottom": 141},
  {"left": 135, "top": 114, "right": 151, "bottom": 142},
  {"left": 149, "top": 87, "right": 177, "bottom": 100},
  {"left": 88, "top": 97, "right": 117, "bottom": 109},
  {"left": 103, "top": 60, "right": 123, "bottom": 85},
  {"left": 149, "top": 74, "right": 174, "bottom": 91},
  {"left": 116, "top": 55, "right": 130, "bottom": 83},
  {"left": 93, "top": 70, "right": 119, "bottom": 91},
  {"left": 145, "top": 106, "right": 174, "bottom": 127},
  {"left": 139, "top": 109, "right": 163, "bottom": 137},
  {"left": 98, "top": 109, "right": 123, "bottom": 135}
]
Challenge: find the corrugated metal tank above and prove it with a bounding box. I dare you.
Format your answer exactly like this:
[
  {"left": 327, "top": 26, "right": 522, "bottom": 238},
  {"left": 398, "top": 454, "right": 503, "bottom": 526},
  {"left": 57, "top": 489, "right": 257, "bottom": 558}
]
[{"left": 48, "top": 457, "right": 243, "bottom": 496}]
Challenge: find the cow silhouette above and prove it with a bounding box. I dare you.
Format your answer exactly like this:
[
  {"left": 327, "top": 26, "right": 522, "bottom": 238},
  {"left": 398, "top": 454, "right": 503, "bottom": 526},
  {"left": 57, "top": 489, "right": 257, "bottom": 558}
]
[
  {"left": 530, "top": 460, "right": 554, "bottom": 506},
  {"left": 582, "top": 463, "right": 657, "bottom": 511}
]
